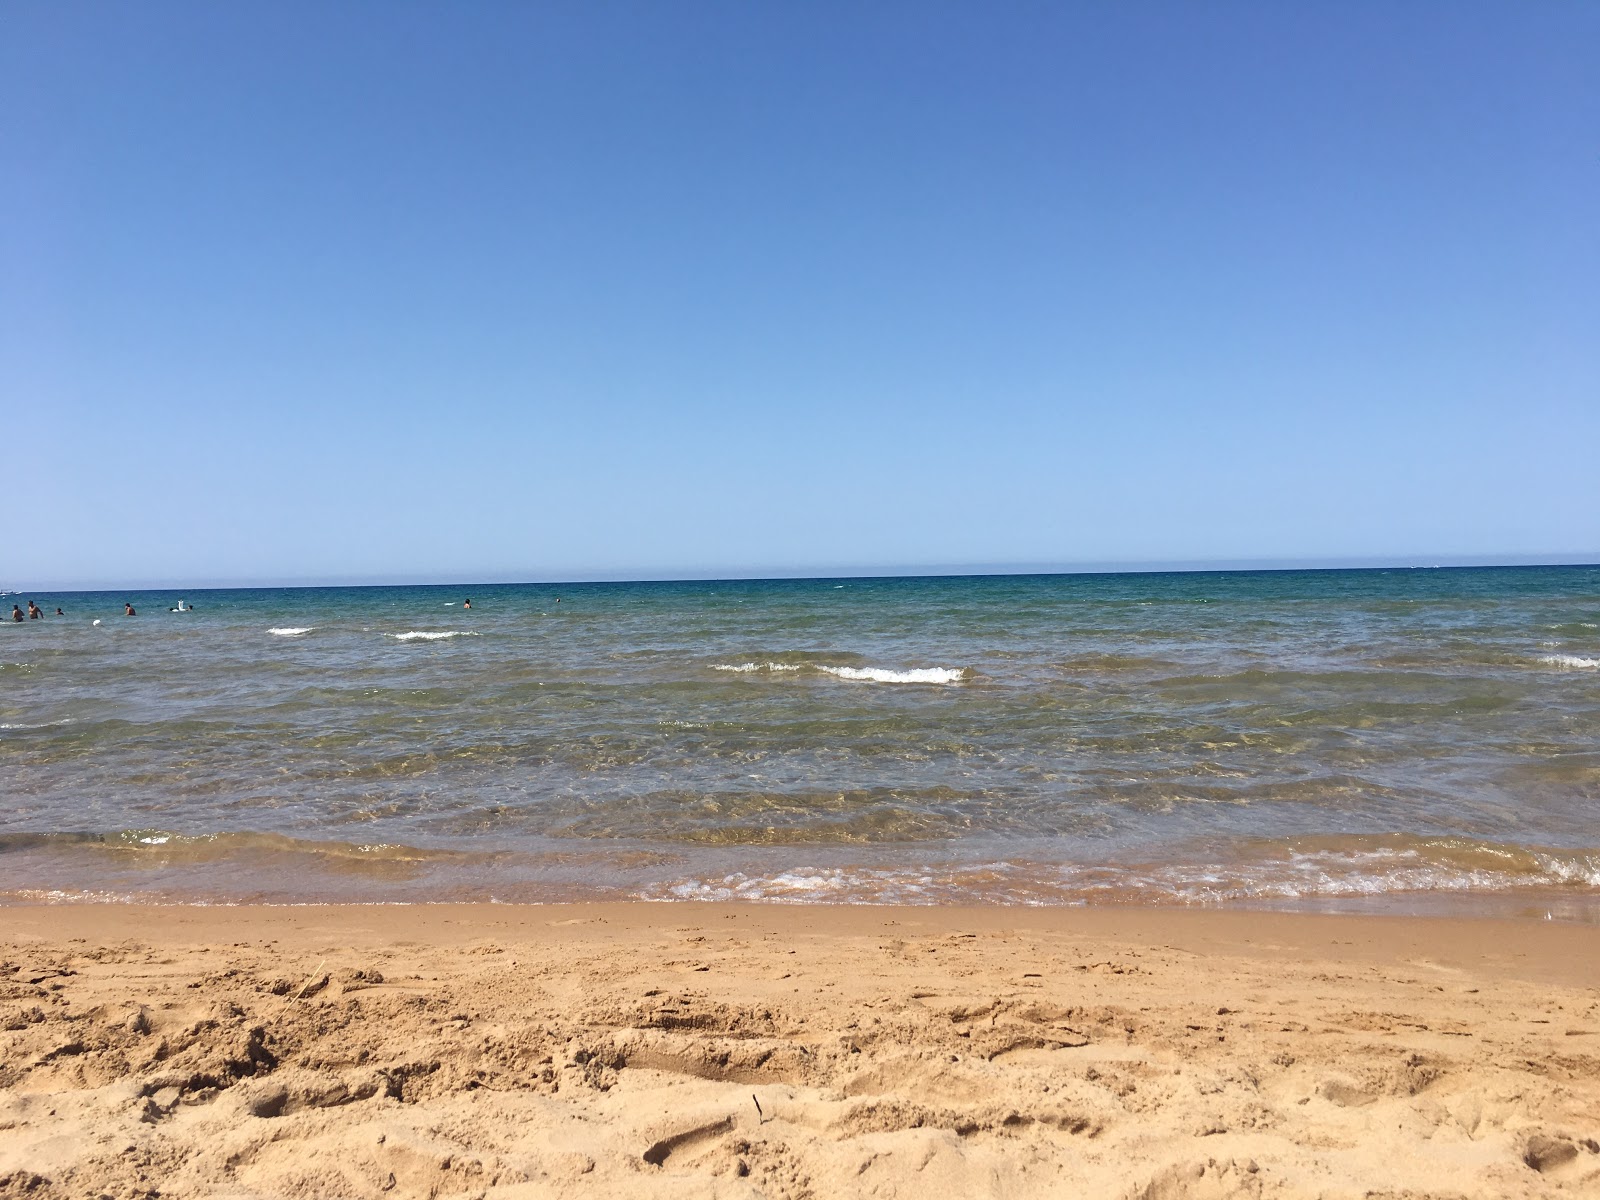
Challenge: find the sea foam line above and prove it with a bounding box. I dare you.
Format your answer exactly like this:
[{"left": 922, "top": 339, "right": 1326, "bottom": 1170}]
[
  {"left": 643, "top": 845, "right": 1600, "bottom": 907},
  {"left": 1539, "top": 653, "right": 1600, "bottom": 669},
  {"left": 391, "top": 630, "right": 479, "bottom": 642},
  {"left": 712, "top": 662, "right": 966, "bottom": 683},
  {"left": 267, "top": 627, "right": 314, "bottom": 637},
  {"left": 819, "top": 665, "right": 967, "bottom": 684}
]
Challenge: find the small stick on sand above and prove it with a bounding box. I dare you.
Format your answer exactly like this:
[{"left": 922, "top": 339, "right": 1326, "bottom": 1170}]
[
  {"left": 281, "top": 959, "right": 327, "bottom": 1009},
  {"left": 752, "top": 1094, "right": 764, "bottom": 1123}
]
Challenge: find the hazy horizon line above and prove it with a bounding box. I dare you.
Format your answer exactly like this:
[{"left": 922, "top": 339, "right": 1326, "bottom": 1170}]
[{"left": 8, "top": 553, "right": 1597, "bottom": 594}]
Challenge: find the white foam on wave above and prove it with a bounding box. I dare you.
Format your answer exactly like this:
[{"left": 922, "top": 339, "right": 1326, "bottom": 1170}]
[
  {"left": 650, "top": 868, "right": 938, "bottom": 905},
  {"left": 711, "top": 661, "right": 966, "bottom": 683},
  {"left": 268, "top": 627, "right": 314, "bottom": 637},
  {"left": 0, "top": 719, "right": 73, "bottom": 730},
  {"left": 1090, "top": 845, "right": 1600, "bottom": 902},
  {"left": 640, "top": 844, "right": 1600, "bottom": 909},
  {"left": 1538, "top": 653, "right": 1600, "bottom": 669},
  {"left": 1218, "top": 848, "right": 1509, "bottom": 899},
  {"left": 1534, "top": 852, "right": 1600, "bottom": 887},
  {"left": 391, "top": 630, "right": 479, "bottom": 642},
  {"left": 2, "top": 887, "right": 143, "bottom": 905},
  {"left": 819, "top": 665, "right": 967, "bottom": 684}
]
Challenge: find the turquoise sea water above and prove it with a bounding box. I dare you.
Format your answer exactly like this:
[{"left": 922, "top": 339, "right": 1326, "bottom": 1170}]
[{"left": 2, "top": 567, "right": 1598, "bottom": 913}]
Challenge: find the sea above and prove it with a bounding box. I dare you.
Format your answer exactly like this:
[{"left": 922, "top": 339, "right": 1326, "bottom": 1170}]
[{"left": 2, "top": 567, "right": 1598, "bottom": 918}]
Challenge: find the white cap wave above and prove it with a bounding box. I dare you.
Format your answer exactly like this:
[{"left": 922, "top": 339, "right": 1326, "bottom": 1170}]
[
  {"left": 1539, "top": 653, "right": 1599, "bottom": 669},
  {"left": 713, "top": 661, "right": 966, "bottom": 683},
  {"left": 818, "top": 665, "right": 967, "bottom": 684}
]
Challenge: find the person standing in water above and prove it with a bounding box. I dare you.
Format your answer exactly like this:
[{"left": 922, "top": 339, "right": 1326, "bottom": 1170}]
[
  {"left": 124, "top": 602, "right": 137, "bottom": 616},
  {"left": 10, "top": 605, "right": 22, "bottom": 623},
  {"left": 463, "top": 598, "right": 471, "bottom": 609},
  {"left": 27, "top": 600, "right": 41, "bottom": 619}
]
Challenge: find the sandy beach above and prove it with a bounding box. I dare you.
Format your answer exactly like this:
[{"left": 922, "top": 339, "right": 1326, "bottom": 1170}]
[{"left": 2, "top": 903, "right": 1597, "bottom": 1198}]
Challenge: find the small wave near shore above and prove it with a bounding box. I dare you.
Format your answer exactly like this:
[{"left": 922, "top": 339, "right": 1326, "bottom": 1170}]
[
  {"left": 713, "top": 661, "right": 968, "bottom": 683},
  {"left": 3, "top": 830, "right": 1596, "bottom": 916},
  {"left": 1539, "top": 653, "right": 1600, "bottom": 669}
]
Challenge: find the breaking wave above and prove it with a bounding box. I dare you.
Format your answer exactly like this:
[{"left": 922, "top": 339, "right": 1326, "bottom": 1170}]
[
  {"left": 643, "top": 838, "right": 1600, "bottom": 907},
  {"left": 818, "top": 665, "right": 967, "bottom": 684},
  {"left": 267, "top": 627, "right": 313, "bottom": 637},
  {"left": 391, "top": 631, "right": 479, "bottom": 642},
  {"left": 711, "top": 662, "right": 967, "bottom": 684},
  {"left": 1539, "top": 653, "right": 1600, "bottom": 669},
  {"left": 651, "top": 869, "right": 939, "bottom": 904}
]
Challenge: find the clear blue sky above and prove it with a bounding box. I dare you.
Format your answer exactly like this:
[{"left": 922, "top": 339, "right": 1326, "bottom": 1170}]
[{"left": 4, "top": 1, "right": 1596, "bottom": 587}]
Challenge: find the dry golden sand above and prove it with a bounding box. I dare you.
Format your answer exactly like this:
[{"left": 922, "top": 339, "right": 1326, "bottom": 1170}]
[{"left": 2, "top": 903, "right": 1599, "bottom": 1199}]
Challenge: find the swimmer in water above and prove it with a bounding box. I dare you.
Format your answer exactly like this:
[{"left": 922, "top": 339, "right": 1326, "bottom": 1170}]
[
  {"left": 124, "top": 603, "right": 137, "bottom": 616},
  {"left": 28, "top": 600, "right": 42, "bottom": 619},
  {"left": 11, "top": 605, "right": 22, "bottom": 623},
  {"left": 55, "top": 608, "right": 64, "bottom": 616},
  {"left": 463, "top": 598, "right": 471, "bottom": 609}
]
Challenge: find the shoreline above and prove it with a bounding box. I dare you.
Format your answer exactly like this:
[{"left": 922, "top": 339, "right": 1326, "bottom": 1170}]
[
  {"left": 5, "top": 903, "right": 1598, "bottom": 1197},
  {"left": 9, "top": 899, "right": 1600, "bottom": 982},
  {"left": 6, "top": 885, "right": 1600, "bottom": 928},
  {"left": 7, "top": 899, "right": 1600, "bottom": 983},
  {"left": 5, "top": 830, "right": 1598, "bottom": 921}
]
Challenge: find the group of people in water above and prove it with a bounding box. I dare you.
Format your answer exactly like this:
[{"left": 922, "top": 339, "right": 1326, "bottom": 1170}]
[
  {"left": 9, "top": 600, "right": 185, "bottom": 621},
  {"left": 11, "top": 596, "right": 507, "bottom": 623},
  {"left": 10, "top": 601, "right": 64, "bottom": 622}
]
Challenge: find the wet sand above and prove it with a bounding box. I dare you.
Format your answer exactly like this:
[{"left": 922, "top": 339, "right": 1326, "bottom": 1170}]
[{"left": 3, "top": 903, "right": 1598, "bottom": 1198}]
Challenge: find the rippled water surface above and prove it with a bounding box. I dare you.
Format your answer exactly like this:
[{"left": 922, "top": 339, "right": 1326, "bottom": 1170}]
[{"left": 2, "top": 568, "right": 1597, "bottom": 912}]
